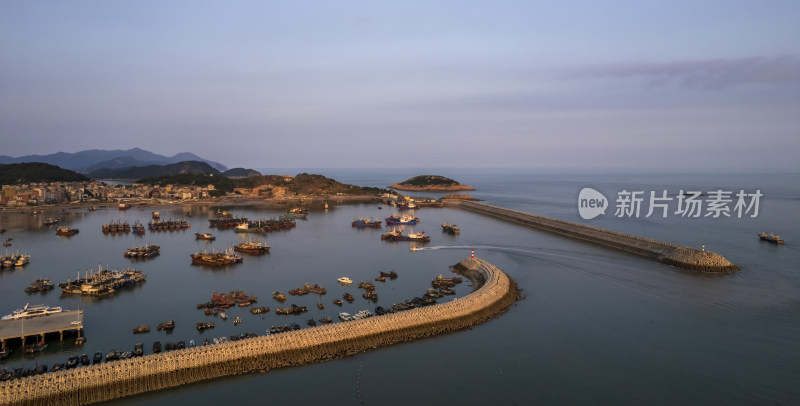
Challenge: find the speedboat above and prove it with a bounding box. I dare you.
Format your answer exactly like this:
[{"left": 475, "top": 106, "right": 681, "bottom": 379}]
[{"left": 337, "top": 277, "right": 353, "bottom": 285}]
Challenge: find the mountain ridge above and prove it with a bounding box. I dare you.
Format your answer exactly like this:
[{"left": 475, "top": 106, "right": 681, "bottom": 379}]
[{"left": 0, "top": 148, "right": 228, "bottom": 173}]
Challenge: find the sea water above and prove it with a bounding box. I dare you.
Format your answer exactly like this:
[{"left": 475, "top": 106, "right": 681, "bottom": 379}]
[{"left": 1, "top": 170, "right": 798, "bottom": 405}]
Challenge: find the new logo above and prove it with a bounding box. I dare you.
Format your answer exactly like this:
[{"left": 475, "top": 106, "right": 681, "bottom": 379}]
[{"left": 578, "top": 187, "right": 608, "bottom": 219}]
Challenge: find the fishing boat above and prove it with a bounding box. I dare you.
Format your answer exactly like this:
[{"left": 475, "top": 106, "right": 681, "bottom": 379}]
[
  {"left": 2, "top": 303, "right": 64, "bottom": 320},
  {"left": 148, "top": 219, "right": 190, "bottom": 231},
  {"left": 441, "top": 222, "right": 460, "bottom": 235},
  {"left": 380, "top": 227, "right": 403, "bottom": 240},
  {"left": 133, "top": 325, "right": 150, "bottom": 334},
  {"left": 383, "top": 229, "right": 431, "bottom": 242},
  {"left": 102, "top": 221, "right": 130, "bottom": 233},
  {"left": 157, "top": 320, "right": 175, "bottom": 331},
  {"left": 13, "top": 254, "right": 30, "bottom": 267},
  {"left": 56, "top": 227, "right": 79, "bottom": 236},
  {"left": 385, "top": 213, "right": 418, "bottom": 225},
  {"left": 352, "top": 217, "right": 383, "bottom": 228},
  {"left": 234, "top": 220, "right": 268, "bottom": 234},
  {"left": 194, "top": 232, "right": 216, "bottom": 241},
  {"left": 124, "top": 245, "right": 160, "bottom": 258},
  {"left": 190, "top": 249, "right": 243, "bottom": 266},
  {"left": 24, "top": 278, "right": 54, "bottom": 294},
  {"left": 59, "top": 266, "right": 146, "bottom": 297},
  {"left": 283, "top": 207, "right": 308, "bottom": 219},
  {"left": 131, "top": 221, "right": 145, "bottom": 235},
  {"left": 233, "top": 240, "right": 271, "bottom": 255},
  {"left": 406, "top": 231, "right": 430, "bottom": 242},
  {"left": 272, "top": 291, "right": 287, "bottom": 301},
  {"left": 758, "top": 232, "right": 784, "bottom": 244}
]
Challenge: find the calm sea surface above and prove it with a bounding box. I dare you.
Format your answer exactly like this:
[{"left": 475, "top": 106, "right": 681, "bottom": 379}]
[{"left": 1, "top": 170, "right": 798, "bottom": 405}]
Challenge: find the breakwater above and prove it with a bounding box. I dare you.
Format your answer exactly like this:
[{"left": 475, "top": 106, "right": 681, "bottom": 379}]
[
  {"left": 446, "top": 200, "right": 738, "bottom": 272},
  {"left": 0, "top": 257, "right": 518, "bottom": 406}
]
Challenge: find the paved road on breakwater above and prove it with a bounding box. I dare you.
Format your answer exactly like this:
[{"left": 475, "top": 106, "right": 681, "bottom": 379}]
[
  {"left": 445, "top": 199, "right": 738, "bottom": 272},
  {"left": 0, "top": 257, "right": 518, "bottom": 406}
]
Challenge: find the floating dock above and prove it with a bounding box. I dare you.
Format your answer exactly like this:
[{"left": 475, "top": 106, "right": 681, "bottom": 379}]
[
  {"left": 0, "top": 257, "right": 518, "bottom": 405},
  {"left": 0, "top": 310, "right": 83, "bottom": 349},
  {"left": 445, "top": 199, "right": 738, "bottom": 272}
]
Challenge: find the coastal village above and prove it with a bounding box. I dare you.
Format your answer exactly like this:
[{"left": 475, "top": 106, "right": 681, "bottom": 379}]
[{"left": 0, "top": 178, "right": 403, "bottom": 209}]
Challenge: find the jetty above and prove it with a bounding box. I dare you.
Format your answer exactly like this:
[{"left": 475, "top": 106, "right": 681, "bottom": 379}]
[
  {"left": 0, "top": 256, "right": 518, "bottom": 405},
  {"left": 0, "top": 310, "right": 83, "bottom": 349},
  {"left": 445, "top": 200, "right": 738, "bottom": 272}
]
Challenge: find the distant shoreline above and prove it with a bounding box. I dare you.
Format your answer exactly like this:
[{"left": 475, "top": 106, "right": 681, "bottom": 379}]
[{"left": 0, "top": 195, "right": 381, "bottom": 213}]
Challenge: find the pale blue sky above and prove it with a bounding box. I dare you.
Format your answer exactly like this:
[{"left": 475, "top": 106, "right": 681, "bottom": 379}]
[{"left": 1, "top": 1, "right": 798, "bottom": 171}]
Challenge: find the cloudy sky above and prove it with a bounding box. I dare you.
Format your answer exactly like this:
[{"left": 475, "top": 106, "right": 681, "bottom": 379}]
[{"left": 2, "top": 1, "right": 798, "bottom": 171}]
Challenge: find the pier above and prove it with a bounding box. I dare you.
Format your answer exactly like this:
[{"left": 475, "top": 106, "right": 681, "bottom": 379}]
[
  {"left": 445, "top": 199, "right": 738, "bottom": 272},
  {"left": 0, "top": 311, "right": 83, "bottom": 349},
  {"left": 0, "top": 257, "right": 518, "bottom": 406}
]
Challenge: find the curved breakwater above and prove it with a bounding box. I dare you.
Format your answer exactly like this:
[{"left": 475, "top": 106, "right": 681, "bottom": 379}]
[
  {"left": 446, "top": 200, "right": 738, "bottom": 272},
  {"left": 0, "top": 257, "right": 519, "bottom": 406}
]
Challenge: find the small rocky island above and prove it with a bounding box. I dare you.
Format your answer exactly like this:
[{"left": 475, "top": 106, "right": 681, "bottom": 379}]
[{"left": 390, "top": 175, "right": 475, "bottom": 192}]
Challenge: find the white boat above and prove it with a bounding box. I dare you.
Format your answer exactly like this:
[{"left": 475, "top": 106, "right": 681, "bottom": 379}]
[
  {"left": 337, "top": 277, "right": 353, "bottom": 285},
  {"left": 338, "top": 312, "right": 352, "bottom": 321},
  {"left": 2, "top": 303, "right": 64, "bottom": 320},
  {"left": 220, "top": 312, "right": 228, "bottom": 320}
]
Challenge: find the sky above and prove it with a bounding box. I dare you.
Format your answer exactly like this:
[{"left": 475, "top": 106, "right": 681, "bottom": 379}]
[{"left": 1, "top": 1, "right": 799, "bottom": 171}]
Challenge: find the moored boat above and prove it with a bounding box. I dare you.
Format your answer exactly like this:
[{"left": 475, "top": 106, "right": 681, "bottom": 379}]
[
  {"left": 441, "top": 222, "right": 460, "bottom": 235},
  {"left": 131, "top": 221, "right": 145, "bottom": 235},
  {"left": 56, "top": 227, "right": 79, "bottom": 236},
  {"left": 352, "top": 217, "right": 382, "bottom": 228},
  {"left": 195, "top": 232, "right": 216, "bottom": 241},
  {"left": 124, "top": 245, "right": 160, "bottom": 259},
  {"left": 190, "top": 249, "right": 243, "bottom": 266},
  {"left": 382, "top": 229, "right": 430, "bottom": 242},
  {"left": 157, "top": 320, "right": 175, "bottom": 331},
  {"left": 385, "top": 213, "right": 418, "bottom": 225},
  {"left": 102, "top": 221, "right": 130, "bottom": 234},
  {"left": 233, "top": 240, "right": 271, "bottom": 255},
  {"left": 24, "top": 278, "right": 54, "bottom": 294},
  {"left": 133, "top": 325, "right": 150, "bottom": 334},
  {"left": 43, "top": 218, "right": 60, "bottom": 226},
  {"left": 2, "top": 303, "right": 64, "bottom": 320},
  {"left": 13, "top": 254, "right": 30, "bottom": 267},
  {"left": 59, "top": 266, "right": 146, "bottom": 297}
]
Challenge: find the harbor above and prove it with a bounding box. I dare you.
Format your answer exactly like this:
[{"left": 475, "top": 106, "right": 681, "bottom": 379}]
[
  {"left": 0, "top": 256, "right": 518, "bottom": 405},
  {"left": 0, "top": 171, "right": 795, "bottom": 406}
]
